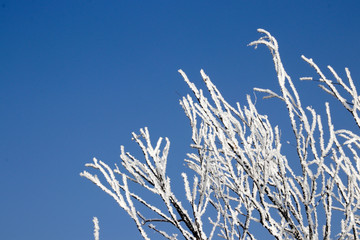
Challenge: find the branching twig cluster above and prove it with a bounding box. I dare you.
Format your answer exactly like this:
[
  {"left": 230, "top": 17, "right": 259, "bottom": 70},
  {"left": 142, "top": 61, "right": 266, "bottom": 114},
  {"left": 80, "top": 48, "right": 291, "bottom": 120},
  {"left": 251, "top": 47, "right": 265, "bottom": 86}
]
[{"left": 82, "top": 29, "right": 360, "bottom": 239}]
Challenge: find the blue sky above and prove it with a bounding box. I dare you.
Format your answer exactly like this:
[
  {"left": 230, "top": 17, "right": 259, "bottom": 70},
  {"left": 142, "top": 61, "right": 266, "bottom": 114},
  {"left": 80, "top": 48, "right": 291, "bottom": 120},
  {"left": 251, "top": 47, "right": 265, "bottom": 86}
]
[{"left": 1, "top": 1, "right": 360, "bottom": 239}]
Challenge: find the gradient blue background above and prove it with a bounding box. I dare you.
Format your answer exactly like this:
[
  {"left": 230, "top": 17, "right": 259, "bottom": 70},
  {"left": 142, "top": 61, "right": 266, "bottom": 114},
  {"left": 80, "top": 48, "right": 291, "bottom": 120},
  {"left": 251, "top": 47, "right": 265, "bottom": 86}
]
[{"left": 1, "top": 1, "right": 360, "bottom": 239}]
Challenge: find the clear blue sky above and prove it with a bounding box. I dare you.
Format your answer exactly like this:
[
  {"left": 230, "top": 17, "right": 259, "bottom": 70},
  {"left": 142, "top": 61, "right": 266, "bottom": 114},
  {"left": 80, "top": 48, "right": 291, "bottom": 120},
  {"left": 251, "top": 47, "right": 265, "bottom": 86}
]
[{"left": 1, "top": 1, "right": 359, "bottom": 239}]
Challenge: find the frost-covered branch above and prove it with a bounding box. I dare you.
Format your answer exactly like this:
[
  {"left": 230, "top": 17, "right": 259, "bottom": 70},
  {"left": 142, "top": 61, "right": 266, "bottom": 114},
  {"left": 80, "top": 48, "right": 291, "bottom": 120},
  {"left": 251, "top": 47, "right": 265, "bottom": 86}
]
[
  {"left": 93, "top": 217, "right": 99, "bottom": 240},
  {"left": 300, "top": 55, "right": 360, "bottom": 129},
  {"left": 82, "top": 29, "right": 360, "bottom": 239},
  {"left": 81, "top": 128, "right": 203, "bottom": 239}
]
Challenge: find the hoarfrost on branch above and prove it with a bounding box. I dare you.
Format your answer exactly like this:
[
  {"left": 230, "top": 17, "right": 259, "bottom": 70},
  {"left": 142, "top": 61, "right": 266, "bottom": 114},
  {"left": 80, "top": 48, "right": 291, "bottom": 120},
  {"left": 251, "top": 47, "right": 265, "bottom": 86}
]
[{"left": 81, "top": 29, "right": 360, "bottom": 239}]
